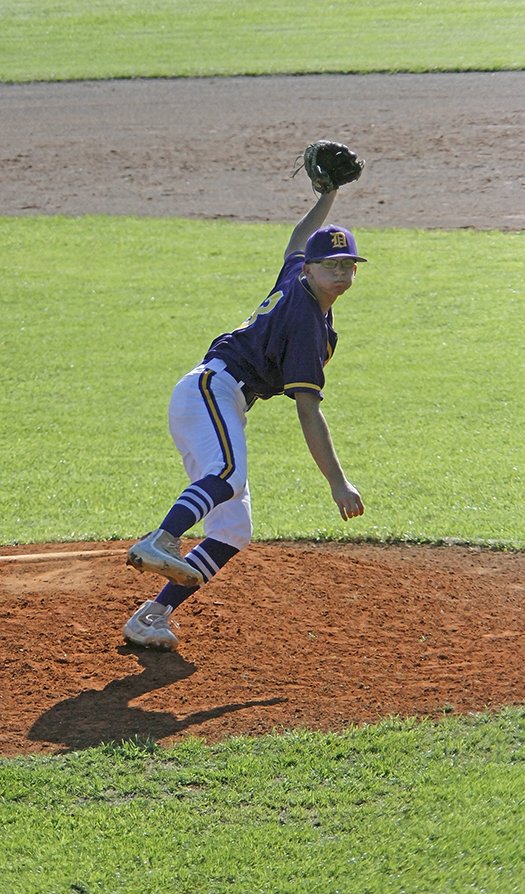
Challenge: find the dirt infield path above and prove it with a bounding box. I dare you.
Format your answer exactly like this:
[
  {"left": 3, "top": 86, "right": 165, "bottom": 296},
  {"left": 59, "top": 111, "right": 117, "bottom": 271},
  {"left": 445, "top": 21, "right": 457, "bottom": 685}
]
[
  {"left": 1, "top": 72, "right": 524, "bottom": 755},
  {"left": 1, "top": 71, "right": 523, "bottom": 229}
]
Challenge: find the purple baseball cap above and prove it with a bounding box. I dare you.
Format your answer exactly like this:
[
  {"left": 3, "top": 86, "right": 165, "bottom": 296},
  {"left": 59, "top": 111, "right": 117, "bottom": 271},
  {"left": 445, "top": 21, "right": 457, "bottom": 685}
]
[{"left": 304, "top": 225, "right": 367, "bottom": 263}]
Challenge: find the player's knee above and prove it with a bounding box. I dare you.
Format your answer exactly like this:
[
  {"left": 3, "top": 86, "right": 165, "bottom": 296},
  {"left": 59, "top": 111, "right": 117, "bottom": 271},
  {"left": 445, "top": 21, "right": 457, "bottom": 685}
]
[
  {"left": 200, "top": 467, "right": 246, "bottom": 501},
  {"left": 222, "top": 515, "right": 252, "bottom": 551},
  {"left": 228, "top": 475, "right": 248, "bottom": 500},
  {"left": 204, "top": 512, "right": 252, "bottom": 551},
  {"left": 208, "top": 468, "right": 245, "bottom": 500},
  {"left": 233, "top": 527, "right": 252, "bottom": 551}
]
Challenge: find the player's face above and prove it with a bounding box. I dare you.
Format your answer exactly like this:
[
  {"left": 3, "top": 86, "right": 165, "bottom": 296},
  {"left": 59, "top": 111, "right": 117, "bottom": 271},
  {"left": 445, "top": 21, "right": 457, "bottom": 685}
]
[{"left": 304, "top": 257, "right": 357, "bottom": 305}]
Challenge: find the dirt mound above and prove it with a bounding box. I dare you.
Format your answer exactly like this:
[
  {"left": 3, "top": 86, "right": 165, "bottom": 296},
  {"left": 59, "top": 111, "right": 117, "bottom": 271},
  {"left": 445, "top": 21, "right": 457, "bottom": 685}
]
[{"left": 1, "top": 540, "right": 524, "bottom": 755}]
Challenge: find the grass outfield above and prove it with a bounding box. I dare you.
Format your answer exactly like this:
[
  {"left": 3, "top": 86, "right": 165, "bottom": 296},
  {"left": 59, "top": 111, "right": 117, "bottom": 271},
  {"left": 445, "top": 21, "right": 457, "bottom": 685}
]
[
  {"left": 1, "top": 710, "right": 524, "bottom": 893},
  {"left": 0, "top": 0, "right": 523, "bottom": 82},
  {"left": 1, "top": 217, "right": 523, "bottom": 548}
]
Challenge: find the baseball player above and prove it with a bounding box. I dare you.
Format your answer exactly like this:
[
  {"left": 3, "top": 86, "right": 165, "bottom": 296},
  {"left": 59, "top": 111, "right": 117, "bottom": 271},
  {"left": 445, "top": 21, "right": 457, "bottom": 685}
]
[{"left": 123, "top": 141, "right": 367, "bottom": 650}]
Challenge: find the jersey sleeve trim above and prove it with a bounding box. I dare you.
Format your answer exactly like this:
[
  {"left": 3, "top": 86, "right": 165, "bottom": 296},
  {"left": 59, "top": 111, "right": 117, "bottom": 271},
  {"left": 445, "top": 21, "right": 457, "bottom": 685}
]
[{"left": 284, "top": 381, "right": 322, "bottom": 392}]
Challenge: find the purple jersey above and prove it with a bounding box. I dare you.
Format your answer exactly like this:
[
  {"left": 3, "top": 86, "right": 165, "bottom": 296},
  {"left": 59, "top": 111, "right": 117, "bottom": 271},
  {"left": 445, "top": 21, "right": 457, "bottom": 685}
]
[{"left": 203, "top": 252, "right": 338, "bottom": 402}]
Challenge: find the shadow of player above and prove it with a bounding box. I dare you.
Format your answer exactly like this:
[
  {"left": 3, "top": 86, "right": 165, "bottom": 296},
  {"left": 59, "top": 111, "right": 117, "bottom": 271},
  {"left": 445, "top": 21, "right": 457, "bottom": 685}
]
[{"left": 27, "top": 646, "right": 285, "bottom": 752}]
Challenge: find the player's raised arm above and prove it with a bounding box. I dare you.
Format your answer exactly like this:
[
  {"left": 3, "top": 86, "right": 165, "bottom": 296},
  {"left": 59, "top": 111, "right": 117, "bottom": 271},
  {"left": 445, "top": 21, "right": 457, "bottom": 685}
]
[{"left": 284, "top": 191, "right": 338, "bottom": 259}]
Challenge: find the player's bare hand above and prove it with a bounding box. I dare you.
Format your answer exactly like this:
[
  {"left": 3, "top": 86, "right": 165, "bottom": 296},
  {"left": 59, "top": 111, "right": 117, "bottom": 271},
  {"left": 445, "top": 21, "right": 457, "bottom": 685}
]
[{"left": 331, "top": 480, "right": 364, "bottom": 520}]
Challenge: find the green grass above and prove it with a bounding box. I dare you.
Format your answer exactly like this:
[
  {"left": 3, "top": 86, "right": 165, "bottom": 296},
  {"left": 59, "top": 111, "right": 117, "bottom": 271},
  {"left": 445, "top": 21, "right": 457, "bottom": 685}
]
[
  {"left": 1, "top": 709, "right": 524, "bottom": 893},
  {"left": 0, "top": 0, "right": 523, "bottom": 82},
  {"left": 1, "top": 217, "right": 523, "bottom": 547}
]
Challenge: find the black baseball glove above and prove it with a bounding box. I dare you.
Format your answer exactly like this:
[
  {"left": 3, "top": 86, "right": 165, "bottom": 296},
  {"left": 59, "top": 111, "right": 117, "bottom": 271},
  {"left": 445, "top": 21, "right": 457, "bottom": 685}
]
[{"left": 294, "top": 140, "right": 365, "bottom": 194}]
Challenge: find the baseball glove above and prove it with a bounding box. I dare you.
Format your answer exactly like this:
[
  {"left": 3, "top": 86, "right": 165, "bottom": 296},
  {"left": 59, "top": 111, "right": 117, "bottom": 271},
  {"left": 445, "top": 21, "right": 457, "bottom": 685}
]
[{"left": 294, "top": 140, "right": 365, "bottom": 194}]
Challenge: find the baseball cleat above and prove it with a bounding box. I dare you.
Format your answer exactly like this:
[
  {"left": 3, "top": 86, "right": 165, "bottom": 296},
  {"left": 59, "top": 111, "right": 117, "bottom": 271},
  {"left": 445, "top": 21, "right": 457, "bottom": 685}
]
[
  {"left": 123, "top": 600, "right": 179, "bottom": 651},
  {"left": 126, "top": 529, "right": 203, "bottom": 587}
]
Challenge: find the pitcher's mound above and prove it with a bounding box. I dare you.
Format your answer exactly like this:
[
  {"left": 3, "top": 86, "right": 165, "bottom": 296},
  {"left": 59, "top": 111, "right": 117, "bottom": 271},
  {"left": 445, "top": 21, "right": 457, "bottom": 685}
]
[{"left": 1, "top": 540, "right": 524, "bottom": 755}]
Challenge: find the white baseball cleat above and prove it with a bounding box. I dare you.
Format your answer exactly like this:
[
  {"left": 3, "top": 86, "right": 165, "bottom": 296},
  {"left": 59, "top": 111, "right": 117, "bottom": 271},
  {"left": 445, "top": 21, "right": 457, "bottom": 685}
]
[
  {"left": 126, "top": 529, "right": 203, "bottom": 587},
  {"left": 123, "top": 600, "right": 179, "bottom": 651}
]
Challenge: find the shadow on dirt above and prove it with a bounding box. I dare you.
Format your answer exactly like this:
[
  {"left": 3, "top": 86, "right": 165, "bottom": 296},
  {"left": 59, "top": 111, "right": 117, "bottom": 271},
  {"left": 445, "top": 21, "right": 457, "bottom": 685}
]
[{"left": 28, "top": 646, "right": 286, "bottom": 752}]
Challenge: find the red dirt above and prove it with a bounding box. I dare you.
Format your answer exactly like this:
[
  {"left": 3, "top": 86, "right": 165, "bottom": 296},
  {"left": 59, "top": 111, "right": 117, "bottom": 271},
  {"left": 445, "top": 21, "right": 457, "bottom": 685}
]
[
  {"left": 1, "top": 540, "right": 524, "bottom": 755},
  {"left": 1, "top": 72, "right": 523, "bottom": 755}
]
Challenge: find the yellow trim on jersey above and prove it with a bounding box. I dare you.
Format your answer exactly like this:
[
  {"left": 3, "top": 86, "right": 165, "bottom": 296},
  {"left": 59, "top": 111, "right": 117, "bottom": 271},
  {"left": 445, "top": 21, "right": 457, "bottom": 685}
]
[
  {"left": 200, "top": 370, "right": 234, "bottom": 479},
  {"left": 284, "top": 382, "right": 322, "bottom": 392}
]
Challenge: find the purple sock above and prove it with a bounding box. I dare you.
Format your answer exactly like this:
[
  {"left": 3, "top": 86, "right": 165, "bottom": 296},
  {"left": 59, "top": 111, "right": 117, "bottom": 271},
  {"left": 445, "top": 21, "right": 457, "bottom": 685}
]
[
  {"left": 161, "top": 474, "right": 234, "bottom": 538},
  {"left": 156, "top": 537, "right": 240, "bottom": 609}
]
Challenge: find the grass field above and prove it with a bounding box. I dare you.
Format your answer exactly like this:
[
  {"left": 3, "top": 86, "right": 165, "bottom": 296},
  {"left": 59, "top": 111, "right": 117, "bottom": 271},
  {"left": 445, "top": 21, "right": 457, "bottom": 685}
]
[
  {"left": 1, "top": 217, "right": 523, "bottom": 548},
  {"left": 1, "top": 710, "right": 525, "bottom": 893},
  {"left": 0, "top": 0, "right": 523, "bottom": 82}
]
